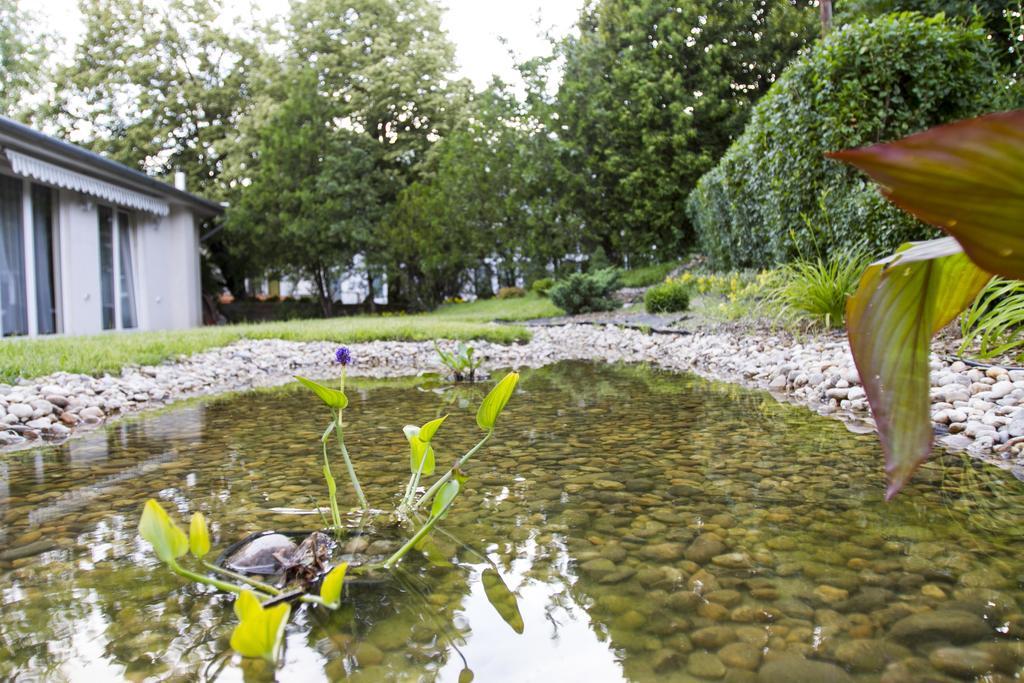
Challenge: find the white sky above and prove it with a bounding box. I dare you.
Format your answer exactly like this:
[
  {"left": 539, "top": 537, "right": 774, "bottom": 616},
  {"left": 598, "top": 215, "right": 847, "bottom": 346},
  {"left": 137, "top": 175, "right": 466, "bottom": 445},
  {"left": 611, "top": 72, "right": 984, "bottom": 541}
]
[{"left": 37, "top": 0, "right": 585, "bottom": 90}]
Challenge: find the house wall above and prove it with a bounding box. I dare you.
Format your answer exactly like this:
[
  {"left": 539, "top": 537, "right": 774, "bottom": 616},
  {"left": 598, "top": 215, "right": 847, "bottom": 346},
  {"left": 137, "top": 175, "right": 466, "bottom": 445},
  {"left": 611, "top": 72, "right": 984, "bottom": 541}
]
[
  {"left": 57, "top": 189, "right": 103, "bottom": 335},
  {"left": 134, "top": 205, "right": 201, "bottom": 330},
  {"left": 55, "top": 190, "right": 201, "bottom": 335}
]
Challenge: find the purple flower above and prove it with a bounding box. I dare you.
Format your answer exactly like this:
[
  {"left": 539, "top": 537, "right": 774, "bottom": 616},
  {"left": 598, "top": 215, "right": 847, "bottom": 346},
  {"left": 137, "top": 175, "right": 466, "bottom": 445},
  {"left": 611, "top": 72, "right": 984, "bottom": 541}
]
[{"left": 334, "top": 347, "right": 352, "bottom": 366}]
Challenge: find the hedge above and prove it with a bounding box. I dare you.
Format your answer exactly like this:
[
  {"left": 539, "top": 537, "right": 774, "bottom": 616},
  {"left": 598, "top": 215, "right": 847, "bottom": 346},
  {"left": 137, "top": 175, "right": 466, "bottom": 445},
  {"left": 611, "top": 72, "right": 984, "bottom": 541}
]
[{"left": 686, "top": 13, "right": 1014, "bottom": 270}]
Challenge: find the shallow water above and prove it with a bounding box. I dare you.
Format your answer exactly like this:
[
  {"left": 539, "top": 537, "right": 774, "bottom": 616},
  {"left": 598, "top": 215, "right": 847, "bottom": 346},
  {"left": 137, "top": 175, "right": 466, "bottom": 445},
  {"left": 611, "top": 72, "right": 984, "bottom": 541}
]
[{"left": 1, "top": 361, "right": 1024, "bottom": 682}]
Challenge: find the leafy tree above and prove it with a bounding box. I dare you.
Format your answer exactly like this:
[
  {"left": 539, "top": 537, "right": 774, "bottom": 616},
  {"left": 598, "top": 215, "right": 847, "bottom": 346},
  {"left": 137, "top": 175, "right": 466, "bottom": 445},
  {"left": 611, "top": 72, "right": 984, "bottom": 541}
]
[
  {"left": 225, "top": 69, "right": 387, "bottom": 316},
  {"left": 51, "top": 0, "right": 263, "bottom": 196},
  {"left": 284, "top": 0, "right": 471, "bottom": 305},
  {"left": 556, "top": 0, "right": 819, "bottom": 265},
  {"left": 0, "top": 0, "right": 52, "bottom": 120}
]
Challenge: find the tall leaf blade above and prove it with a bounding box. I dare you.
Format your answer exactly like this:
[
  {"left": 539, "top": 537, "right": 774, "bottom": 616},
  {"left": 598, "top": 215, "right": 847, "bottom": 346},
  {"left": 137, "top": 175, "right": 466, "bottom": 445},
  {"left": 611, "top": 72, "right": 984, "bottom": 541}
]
[
  {"left": 846, "top": 238, "right": 991, "bottom": 498},
  {"left": 828, "top": 109, "right": 1024, "bottom": 278},
  {"left": 476, "top": 372, "right": 519, "bottom": 431},
  {"left": 294, "top": 376, "right": 348, "bottom": 410},
  {"left": 138, "top": 499, "right": 189, "bottom": 565}
]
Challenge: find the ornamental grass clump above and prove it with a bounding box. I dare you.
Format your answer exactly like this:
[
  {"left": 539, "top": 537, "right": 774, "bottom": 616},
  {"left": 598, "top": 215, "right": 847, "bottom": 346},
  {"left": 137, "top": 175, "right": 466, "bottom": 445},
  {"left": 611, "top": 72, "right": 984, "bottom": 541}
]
[
  {"left": 768, "top": 249, "right": 873, "bottom": 329},
  {"left": 137, "top": 346, "right": 521, "bottom": 666}
]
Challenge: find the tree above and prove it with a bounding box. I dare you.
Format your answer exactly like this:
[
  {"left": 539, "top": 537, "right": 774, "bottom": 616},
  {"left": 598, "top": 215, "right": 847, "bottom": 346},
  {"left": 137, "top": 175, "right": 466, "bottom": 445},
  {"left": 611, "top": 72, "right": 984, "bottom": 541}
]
[
  {"left": 51, "top": 0, "right": 263, "bottom": 197},
  {"left": 225, "top": 69, "right": 387, "bottom": 317},
  {"left": 556, "top": 0, "right": 819, "bottom": 265},
  {"left": 0, "top": 0, "right": 52, "bottom": 120}
]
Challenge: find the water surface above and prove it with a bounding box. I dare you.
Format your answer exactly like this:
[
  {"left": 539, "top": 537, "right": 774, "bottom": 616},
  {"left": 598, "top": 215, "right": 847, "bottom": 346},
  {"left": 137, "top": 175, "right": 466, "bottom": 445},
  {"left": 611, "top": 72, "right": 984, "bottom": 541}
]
[{"left": 1, "top": 362, "right": 1023, "bottom": 681}]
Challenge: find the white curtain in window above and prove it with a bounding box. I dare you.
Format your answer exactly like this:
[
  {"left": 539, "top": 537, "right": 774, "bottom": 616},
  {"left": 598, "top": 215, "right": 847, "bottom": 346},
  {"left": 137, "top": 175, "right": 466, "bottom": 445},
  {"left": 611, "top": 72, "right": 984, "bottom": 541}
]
[
  {"left": 0, "top": 176, "right": 27, "bottom": 336},
  {"left": 117, "top": 212, "right": 137, "bottom": 329}
]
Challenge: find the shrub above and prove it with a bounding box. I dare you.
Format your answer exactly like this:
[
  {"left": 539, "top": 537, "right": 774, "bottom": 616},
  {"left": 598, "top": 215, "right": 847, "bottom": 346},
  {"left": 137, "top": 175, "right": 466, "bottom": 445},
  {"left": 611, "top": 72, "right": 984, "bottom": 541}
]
[
  {"left": 496, "top": 286, "right": 526, "bottom": 299},
  {"left": 549, "top": 268, "right": 621, "bottom": 315},
  {"left": 531, "top": 278, "right": 555, "bottom": 296},
  {"left": 768, "top": 249, "right": 873, "bottom": 329},
  {"left": 620, "top": 262, "right": 679, "bottom": 288},
  {"left": 644, "top": 280, "right": 691, "bottom": 313},
  {"left": 687, "top": 13, "right": 1010, "bottom": 270}
]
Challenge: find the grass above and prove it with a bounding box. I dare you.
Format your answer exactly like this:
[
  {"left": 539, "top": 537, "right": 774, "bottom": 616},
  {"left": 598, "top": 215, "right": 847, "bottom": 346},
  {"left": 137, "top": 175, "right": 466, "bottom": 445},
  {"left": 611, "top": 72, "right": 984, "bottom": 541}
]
[
  {"left": 618, "top": 262, "right": 680, "bottom": 288},
  {"left": 0, "top": 294, "right": 564, "bottom": 383}
]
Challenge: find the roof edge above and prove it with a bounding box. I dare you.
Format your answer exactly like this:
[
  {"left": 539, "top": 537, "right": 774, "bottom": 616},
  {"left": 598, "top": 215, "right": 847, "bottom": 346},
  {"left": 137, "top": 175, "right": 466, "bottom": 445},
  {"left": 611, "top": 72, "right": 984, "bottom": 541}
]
[{"left": 0, "top": 116, "right": 224, "bottom": 216}]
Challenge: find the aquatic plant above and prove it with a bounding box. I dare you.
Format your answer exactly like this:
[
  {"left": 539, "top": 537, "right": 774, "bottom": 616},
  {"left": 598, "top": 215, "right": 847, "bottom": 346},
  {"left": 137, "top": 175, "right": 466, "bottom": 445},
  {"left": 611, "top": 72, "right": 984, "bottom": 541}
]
[
  {"left": 138, "top": 352, "right": 521, "bottom": 664},
  {"left": 139, "top": 499, "right": 348, "bottom": 663},
  {"left": 435, "top": 340, "right": 483, "bottom": 382},
  {"left": 831, "top": 108, "right": 1024, "bottom": 497}
]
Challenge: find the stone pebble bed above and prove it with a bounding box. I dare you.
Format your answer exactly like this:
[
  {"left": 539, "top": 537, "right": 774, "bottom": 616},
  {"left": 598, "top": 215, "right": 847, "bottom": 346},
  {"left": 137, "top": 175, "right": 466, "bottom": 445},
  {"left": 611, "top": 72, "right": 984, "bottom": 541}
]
[{"left": 1, "top": 324, "right": 1022, "bottom": 474}]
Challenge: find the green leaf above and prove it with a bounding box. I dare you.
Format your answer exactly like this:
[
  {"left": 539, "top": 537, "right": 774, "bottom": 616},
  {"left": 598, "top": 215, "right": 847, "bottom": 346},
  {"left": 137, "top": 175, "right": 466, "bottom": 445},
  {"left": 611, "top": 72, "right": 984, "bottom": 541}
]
[
  {"left": 476, "top": 371, "right": 519, "bottom": 431},
  {"left": 319, "top": 562, "right": 348, "bottom": 608},
  {"left": 138, "top": 499, "right": 189, "bottom": 565},
  {"left": 481, "top": 567, "right": 524, "bottom": 634},
  {"left": 828, "top": 109, "right": 1024, "bottom": 279},
  {"left": 430, "top": 480, "right": 460, "bottom": 520},
  {"left": 294, "top": 376, "right": 348, "bottom": 410},
  {"left": 189, "top": 512, "right": 210, "bottom": 560},
  {"left": 846, "top": 238, "right": 991, "bottom": 498},
  {"left": 404, "top": 425, "right": 436, "bottom": 476},
  {"left": 418, "top": 414, "right": 448, "bottom": 443},
  {"left": 230, "top": 590, "right": 291, "bottom": 664}
]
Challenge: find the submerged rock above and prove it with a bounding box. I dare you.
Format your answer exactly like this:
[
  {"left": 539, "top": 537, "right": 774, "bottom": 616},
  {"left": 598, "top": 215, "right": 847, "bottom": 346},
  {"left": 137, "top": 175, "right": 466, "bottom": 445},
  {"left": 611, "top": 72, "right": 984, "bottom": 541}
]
[
  {"left": 888, "top": 609, "right": 992, "bottom": 644},
  {"left": 757, "top": 657, "right": 854, "bottom": 683},
  {"left": 224, "top": 533, "right": 297, "bottom": 575}
]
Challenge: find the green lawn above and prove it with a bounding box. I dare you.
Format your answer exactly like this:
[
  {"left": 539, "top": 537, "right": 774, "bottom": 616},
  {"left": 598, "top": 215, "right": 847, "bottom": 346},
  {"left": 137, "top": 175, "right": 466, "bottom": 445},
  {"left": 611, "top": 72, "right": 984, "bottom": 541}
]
[{"left": 0, "top": 294, "right": 563, "bottom": 382}]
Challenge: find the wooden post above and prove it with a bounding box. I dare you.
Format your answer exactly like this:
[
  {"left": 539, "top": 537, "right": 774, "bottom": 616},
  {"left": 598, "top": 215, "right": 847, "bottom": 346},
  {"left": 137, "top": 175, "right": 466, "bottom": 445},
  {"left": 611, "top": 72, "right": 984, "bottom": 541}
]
[{"left": 820, "top": 0, "right": 833, "bottom": 36}]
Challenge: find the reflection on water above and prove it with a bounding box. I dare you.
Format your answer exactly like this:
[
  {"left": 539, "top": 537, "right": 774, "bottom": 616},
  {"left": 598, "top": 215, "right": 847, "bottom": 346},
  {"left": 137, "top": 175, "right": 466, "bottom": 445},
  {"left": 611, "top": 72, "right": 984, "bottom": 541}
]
[{"left": 2, "top": 362, "right": 1024, "bottom": 681}]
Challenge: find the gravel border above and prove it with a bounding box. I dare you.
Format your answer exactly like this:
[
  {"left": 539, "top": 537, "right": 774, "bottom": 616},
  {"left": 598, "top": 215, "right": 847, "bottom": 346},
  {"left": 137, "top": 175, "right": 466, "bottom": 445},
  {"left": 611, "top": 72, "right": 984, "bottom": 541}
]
[{"left": 1, "top": 324, "right": 1021, "bottom": 478}]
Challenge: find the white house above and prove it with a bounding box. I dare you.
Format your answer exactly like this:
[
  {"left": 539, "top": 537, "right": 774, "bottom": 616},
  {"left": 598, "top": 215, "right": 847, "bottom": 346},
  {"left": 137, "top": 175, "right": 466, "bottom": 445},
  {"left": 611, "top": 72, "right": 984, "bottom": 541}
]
[{"left": 0, "top": 116, "right": 222, "bottom": 337}]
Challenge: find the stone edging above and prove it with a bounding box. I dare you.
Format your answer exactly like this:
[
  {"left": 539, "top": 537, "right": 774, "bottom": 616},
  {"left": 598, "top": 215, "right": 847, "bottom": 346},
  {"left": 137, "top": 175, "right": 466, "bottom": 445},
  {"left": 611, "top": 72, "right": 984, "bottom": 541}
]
[{"left": 1, "top": 325, "right": 1021, "bottom": 477}]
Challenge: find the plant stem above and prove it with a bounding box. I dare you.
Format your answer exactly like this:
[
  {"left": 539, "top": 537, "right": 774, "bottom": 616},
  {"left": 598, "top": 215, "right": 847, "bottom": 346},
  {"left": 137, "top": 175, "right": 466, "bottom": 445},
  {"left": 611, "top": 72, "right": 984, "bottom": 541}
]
[
  {"left": 383, "top": 503, "right": 454, "bottom": 569},
  {"left": 335, "top": 415, "right": 369, "bottom": 511},
  {"left": 412, "top": 431, "right": 492, "bottom": 511},
  {"left": 171, "top": 561, "right": 266, "bottom": 596},
  {"left": 202, "top": 560, "right": 282, "bottom": 596},
  {"left": 322, "top": 439, "right": 343, "bottom": 529}
]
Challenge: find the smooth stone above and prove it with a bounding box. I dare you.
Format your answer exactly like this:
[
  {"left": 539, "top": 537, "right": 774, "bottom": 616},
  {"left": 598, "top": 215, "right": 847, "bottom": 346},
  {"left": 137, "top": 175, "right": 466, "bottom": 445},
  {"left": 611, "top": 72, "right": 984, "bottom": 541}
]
[
  {"left": 686, "top": 534, "right": 726, "bottom": 563},
  {"left": 719, "top": 642, "right": 762, "bottom": 671},
  {"left": 928, "top": 646, "right": 998, "bottom": 677},
  {"left": 712, "top": 552, "right": 752, "bottom": 569},
  {"left": 687, "top": 652, "right": 727, "bottom": 679},
  {"left": 757, "top": 657, "right": 854, "bottom": 683},
  {"left": 888, "top": 609, "right": 991, "bottom": 644},
  {"left": 833, "top": 639, "right": 912, "bottom": 673},
  {"left": 692, "top": 626, "right": 737, "bottom": 649}
]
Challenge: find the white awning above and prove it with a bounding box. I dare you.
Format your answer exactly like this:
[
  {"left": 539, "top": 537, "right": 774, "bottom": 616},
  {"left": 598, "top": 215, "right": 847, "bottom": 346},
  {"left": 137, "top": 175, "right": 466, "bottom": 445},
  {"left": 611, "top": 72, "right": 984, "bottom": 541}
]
[{"left": 4, "top": 149, "right": 170, "bottom": 216}]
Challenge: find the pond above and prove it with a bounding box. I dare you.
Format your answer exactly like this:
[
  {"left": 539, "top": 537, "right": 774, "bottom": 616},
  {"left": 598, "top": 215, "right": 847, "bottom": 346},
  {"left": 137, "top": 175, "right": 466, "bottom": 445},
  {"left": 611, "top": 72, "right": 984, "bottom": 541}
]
[{"left": 1, "top": 361, "right": 1023, "bottom": 681}]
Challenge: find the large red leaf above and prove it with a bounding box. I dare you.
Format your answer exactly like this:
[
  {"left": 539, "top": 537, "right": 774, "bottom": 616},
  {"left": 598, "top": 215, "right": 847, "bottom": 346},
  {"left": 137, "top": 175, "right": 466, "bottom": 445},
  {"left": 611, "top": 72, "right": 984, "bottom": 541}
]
[
  {"left": 846, "top": 238, "right": 991, "bottom": 498},
  {"left": 828, "top": 109, "right": 1024, "bottom": 278}
]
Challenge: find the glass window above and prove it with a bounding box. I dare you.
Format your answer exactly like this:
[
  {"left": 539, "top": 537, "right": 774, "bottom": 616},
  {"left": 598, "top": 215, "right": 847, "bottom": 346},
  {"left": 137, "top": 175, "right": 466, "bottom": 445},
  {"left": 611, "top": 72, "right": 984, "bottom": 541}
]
[
  {"left": 0, "top": 176, "right": 27, "bottom": 336},
  {"left": 117, "top": 211, "right": 136, "bottom": 329},
  {"left": 98, "top": 206, "right": 115, "bottom": 330},
  {"left": 32, "top": 184, "right": 57, "bottom": 335}
]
